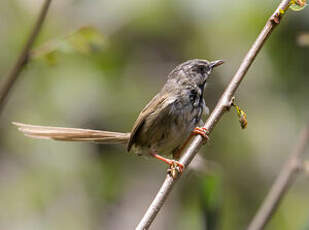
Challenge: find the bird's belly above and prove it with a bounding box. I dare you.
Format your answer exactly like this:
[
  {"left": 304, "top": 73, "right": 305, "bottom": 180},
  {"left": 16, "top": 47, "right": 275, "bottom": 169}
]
[{"left": 140, "top": 129, "right": 191, "bottom": 158}]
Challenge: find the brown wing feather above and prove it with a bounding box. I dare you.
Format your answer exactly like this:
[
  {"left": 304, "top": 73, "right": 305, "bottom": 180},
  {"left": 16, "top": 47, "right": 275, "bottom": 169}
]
[{"left": 127, "top": 93, "right": 168, "bottom": 151}]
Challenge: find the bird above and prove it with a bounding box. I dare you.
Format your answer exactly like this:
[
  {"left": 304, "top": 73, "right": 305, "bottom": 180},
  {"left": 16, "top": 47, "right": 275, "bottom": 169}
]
[{"left": 13, "top": 59, "right": 224, "bottom": 174}]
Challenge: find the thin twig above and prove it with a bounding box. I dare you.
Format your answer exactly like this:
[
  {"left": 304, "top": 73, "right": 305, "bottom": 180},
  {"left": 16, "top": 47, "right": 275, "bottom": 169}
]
[
  {"left": 136, "top": 1, "right": 292, "bottom": 229},
  {"left": 246, "top": 124, "right": 309, "bottom": 230},
  {"left": 0, "top": 0, "right": 52, "bottom": 114}
]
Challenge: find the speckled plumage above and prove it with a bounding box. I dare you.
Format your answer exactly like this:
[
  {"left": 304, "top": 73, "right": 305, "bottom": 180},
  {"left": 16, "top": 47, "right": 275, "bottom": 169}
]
[{"left": 127, "top": 59, "right": 221, "bottom": 158}]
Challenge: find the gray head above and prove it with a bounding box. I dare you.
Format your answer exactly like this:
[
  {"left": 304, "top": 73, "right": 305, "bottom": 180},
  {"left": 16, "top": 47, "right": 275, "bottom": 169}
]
[{"left": 167, "top": 59, "right": 224, "bottom": 89}]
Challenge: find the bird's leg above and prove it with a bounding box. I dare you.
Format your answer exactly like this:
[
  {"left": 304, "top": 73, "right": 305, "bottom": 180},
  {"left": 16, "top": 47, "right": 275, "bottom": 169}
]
[
  {"left": 192, "top": 127, "right": 209, "bottom": 141},
  {"left": 151, "top": 153, "right": 184, "bottom": 176},
  {"left": 151, "top": 127, "right": 209, "bottom": 178}
]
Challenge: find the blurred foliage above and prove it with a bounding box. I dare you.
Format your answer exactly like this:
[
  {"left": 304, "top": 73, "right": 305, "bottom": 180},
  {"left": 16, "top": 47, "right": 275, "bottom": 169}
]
[
  {"left": 290, "top": 0, "right": 307, "bottom": 11},
  {"left": 0, "top": 0, "right": 308, "bottom": 230},
  {"left": 31, "top": 26, "right": 107, "bottom": 65},
  {"left": 199, "top": 171, "right": 223, "bottom": 230}
]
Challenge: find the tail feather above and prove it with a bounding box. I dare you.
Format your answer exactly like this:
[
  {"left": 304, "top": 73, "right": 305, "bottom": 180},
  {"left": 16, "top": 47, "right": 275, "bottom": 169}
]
[{"left": 13, "top": 122, "right": 130, "bottom": 144}]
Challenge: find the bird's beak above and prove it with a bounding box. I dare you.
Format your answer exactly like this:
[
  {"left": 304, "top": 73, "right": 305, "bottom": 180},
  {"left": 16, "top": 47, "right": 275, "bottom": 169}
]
[{"left": 210, "top": 60, "right": 224, "bottom": 68}]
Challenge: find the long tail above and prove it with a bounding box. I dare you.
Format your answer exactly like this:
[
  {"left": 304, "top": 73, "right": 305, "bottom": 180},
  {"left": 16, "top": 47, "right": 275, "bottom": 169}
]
[{"left": 13, "top": 122, "right": 130, "bottom": 144}]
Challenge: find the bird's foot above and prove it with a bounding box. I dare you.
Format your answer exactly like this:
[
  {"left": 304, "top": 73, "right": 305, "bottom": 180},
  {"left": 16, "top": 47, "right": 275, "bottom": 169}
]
[
  {"left": 167, "top": 161, "right": 184, "bottom": 178},
  {"left": 151, "top": 153, "right": 184, "bottom": 178},
  {"left": 193, "top": 127, "right": 209, "bottom": 141}
]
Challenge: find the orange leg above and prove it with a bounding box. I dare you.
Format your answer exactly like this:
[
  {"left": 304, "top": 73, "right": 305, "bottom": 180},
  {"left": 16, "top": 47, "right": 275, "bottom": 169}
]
[
  {"left": 151, "top": 153, "right": 184, "bottom": 173},
  {"left": 193, "top": 127, "right": 209, "bottom": 141}
]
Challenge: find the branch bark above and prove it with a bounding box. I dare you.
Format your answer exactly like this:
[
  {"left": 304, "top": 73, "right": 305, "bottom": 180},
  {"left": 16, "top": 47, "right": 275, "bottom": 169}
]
[
  {"left": 136, "top": 1, "right": 292, "bottom": 229},
  {"left": 246, "top": 124, "right": 309, "bottom": 230},
  {"left": 0, "top": 0, "right": 52, "bottom": 114}
]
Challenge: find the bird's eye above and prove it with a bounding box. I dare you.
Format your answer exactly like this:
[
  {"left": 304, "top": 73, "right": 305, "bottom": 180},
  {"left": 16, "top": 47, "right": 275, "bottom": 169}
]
[
  {"left": 199, "top": 65, "right": 205, "bottom": 72},
  {"left": 193, "top": 65, "right": 207, "bottom": 73}
]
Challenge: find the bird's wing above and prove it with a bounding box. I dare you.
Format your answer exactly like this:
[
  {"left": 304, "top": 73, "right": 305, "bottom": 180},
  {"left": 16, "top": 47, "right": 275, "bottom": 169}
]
[
  {"left": 13, "top": 122, "right": 130, "bottom": 144},
  {"left": 127, "top": 93, "right": 171, "bottom": 151}
]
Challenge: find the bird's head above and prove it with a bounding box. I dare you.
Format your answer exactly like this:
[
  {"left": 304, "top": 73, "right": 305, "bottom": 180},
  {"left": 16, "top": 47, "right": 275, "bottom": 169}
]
[
  {"left": 184, "top": 59, "right": 224, "bottom": 83},
  {"left": 168, "top": 59, "right": 224, "bottom": 90}
]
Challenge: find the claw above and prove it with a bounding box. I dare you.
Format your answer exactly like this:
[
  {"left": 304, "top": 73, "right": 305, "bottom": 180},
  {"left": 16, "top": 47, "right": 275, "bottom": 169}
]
[
  {"left": 151, "top": 153, "right": 184, "bottom": 178},
  {"left": 167, "top": 161, "right": 184, "bottom": 178},
  {"left": 193, "top": 127, "right": 209, "bottom": 141}
]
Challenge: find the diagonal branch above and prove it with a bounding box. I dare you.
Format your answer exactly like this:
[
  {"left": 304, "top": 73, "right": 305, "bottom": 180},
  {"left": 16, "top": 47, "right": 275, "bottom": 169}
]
[
  {"left": 136, "top": 1, "right": 292, "bottom": 229},
  {"left": 246, "top": 123, "right": 309, "bottom": 230},
  {"left": 0, "top": 0, "right": 52, "bottom": 114}
]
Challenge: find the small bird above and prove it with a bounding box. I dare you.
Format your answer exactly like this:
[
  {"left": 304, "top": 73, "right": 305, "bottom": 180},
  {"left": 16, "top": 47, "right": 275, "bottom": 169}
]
[{"left": 13, "top": 59, "right": 223, "bottom": 173}]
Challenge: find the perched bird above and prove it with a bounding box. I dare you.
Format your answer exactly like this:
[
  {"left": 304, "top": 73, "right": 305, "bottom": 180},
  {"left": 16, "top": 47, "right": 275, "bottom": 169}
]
[{"left": 13, "top": 59, "right": 223, "bottom": 173}]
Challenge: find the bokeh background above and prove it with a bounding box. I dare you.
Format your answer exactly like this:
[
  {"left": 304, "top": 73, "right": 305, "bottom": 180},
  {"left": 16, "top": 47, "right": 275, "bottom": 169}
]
[{"left": 0, "top": 0, "right": 308, "bottom": 229}]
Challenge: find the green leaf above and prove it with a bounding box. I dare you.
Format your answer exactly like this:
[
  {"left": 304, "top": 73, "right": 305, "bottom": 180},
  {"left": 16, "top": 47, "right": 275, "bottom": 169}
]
[
  {"left": 30, "top": 26, "right": 107, "bottom": 62},
  {"left": 290, "top": 0, "right": 308, "bottom": 11},
  {"left": 66, "top": 26, "right": 106, "bottom": 54},
  {"left": 290, "top": 4, "right": 307, "bottom": 11}
]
